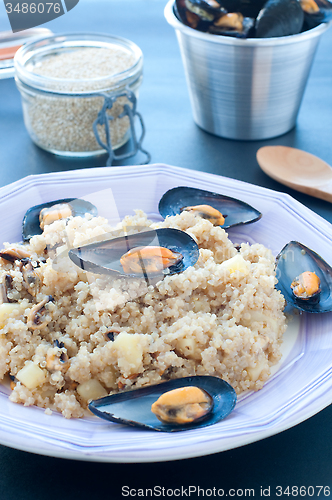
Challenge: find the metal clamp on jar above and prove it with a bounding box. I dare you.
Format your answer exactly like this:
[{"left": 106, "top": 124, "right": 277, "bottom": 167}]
[{"left": 14, "top": 32, "right": 150, "bottom": 165}]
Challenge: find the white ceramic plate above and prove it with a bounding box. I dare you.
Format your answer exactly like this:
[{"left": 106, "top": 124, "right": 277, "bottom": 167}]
[{"left": 0, "top": 164, "right": 331, "bottom": 463}]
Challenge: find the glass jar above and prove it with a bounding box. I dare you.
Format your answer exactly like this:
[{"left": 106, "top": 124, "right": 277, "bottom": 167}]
[{"left": 14, "top": 33, "right": 144, "bottom": 158}]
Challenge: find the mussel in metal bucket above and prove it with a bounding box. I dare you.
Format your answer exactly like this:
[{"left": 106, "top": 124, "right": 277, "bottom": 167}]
[
  {"left": 255, "top": 0, "right": 304, "bottom": 37},
  {"left": 275, "top": 241, "right": 332, "bottom": 313},
  {"left": 159, "top": 186, "right": 262, "bottom": 229},
  {"left": 88, "top": 376, "right": 237, "bottom": 432},
  {"left": 175, "top": 0, "right": 255, "bottom": 36},
  {"left": 301, "top": 0, "right": 332, "bottom": 29},
  {"left": 174, "top": 0, "right": 332, "bottom": 38}
]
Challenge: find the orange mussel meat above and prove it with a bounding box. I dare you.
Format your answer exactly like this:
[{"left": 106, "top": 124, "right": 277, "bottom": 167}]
[
  {"left": 181, "top": 204, "right": 225, "bottom": 226},
  {"left": 120, "top": 246, "right": 184, "bottom": 274},
  {"left": 291, "top": 271, "right": 321, "bottom": 299}
]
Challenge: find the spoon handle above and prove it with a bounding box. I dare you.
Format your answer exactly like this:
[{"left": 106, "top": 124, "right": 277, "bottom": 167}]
[
  {"left": 299, "top": 184, "right": 332, "bottom": 203},
  {"left": 257, "top": 146, "right": 332, "bottom": 203},
  {"left": 263, "top": 172, "right": 332, "bottom": 203}
]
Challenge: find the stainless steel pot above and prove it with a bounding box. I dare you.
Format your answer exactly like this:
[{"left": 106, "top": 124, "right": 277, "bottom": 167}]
[{"left": 164, "top": 1, "right": 331, "bottom": 140}]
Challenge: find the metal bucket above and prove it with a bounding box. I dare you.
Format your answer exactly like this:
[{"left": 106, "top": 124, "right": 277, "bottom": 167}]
[{"left": 164, "top": 0, "right": 331, "bottom": 141}]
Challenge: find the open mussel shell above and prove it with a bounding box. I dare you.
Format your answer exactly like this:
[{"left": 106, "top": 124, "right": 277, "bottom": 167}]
[
  {"left": 68, "top": 228, "right": 199, "bottom": 278},
  {"left": 88, "top": 376, "right": 237, "bottom": 432},
  {"left": 275, "top": 241, "right": 332, "bottom": 313},
  {"left": 22, "top": 198, "right": 98, "bottom": 241},
  {"left": 159, "top": 186, "right": 262, "bottom": 229}
]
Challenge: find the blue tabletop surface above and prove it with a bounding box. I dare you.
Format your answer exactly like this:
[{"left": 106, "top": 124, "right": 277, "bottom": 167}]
[{"left": 0, "top": 0, "right": 332, "bottom": 498}]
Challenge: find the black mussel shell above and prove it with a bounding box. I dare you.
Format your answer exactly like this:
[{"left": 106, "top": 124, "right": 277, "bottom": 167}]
[
  {"left": 174, "top": 0, "right": 226, "bottom": 31},
  {"left": 185, "top": 0, "right": 227, "bottom": 20},
  {"left": 275, "top": 241, "right": 332, "bottom": 313},
  {"left": 68, "top": 228, "right": 199, "bottom": 278},
  {"left": 174, "top": 0, "right": 192, "bottom": 25},
  {"left": 159, "top": 187, "right": 262, "bottom": 229},
  {"left": 208, "top": 15, "right": 255, "bottom": 37},
  {"left": 301, "top": 0, "right": 332, "bottom": 29},
  {"left": 255, "top": 0, "right": 304, "bottom": 37},
  {"left": 89, "top": 376, "right": 237, "bottom": 432},
  {"left": 316, "top": 0, "right": 332, "bottom": 18},
  {"left": 22, "top": 198, "right": 98, "bottom": 241}
]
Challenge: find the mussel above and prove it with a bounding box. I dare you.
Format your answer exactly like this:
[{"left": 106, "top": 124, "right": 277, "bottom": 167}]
[
  {"left": 159, "top": 187, "right": 262, "bottom": 229},
  {"left": 27, "top": 295, "right": 54, "bottom": 330},
  {"left": 185, "top": 0, "right": 226, "bottom": 21},
  {"left": 22, "top": 198, "right": 98, "bottom": 241},
  {"left": 301, "top": 0, "right": 332, "bottom": 28},
  {"left": 151, "top": 386, "right": 213, "bottom": 424},
  {"left": 174, "top": 0, "right": 332, "bottom": 38},
  {"left": 0, "top": 247, "right": 31, "bottom": 263},
  {"left": 175, "top": 0, "right": 225, "bottom": 28},
  {"left": 255, "top": 0, "right": 304, "bottom": 37},
  {"left": 208, "top": 13, "right": 254, "bottom": 36},
  {"left": 275, "top": 241, "right": 332, "bottom": 313},
  {"left": 68, "top": 228, "right": 199, "bottom": 279},
  {"left": 291, "top": 271, "right": 320, "bottom": 299},
  {"left": 88, "top": 376, "right": 237, "bottom": 432},
  {"left": 120, "top": 246, "right": 184, "bottom": 275},
  {"left": 174, "top": 0, "right": 254, "bottom": 36}
]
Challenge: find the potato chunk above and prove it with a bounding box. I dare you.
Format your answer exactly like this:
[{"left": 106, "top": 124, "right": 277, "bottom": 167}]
[
  {"left": 0, "top": 303, "right": 21, "bottom": 329},
  {"left": 16, "top": 361, "right": 47, "bottom": 389},
  {"left": 112, "top": 332, "right": 144, "bottom": 374},
  {"left": 77, "top": 379, "right": 108, "bottom": 401},
  {"left": 220, "top": 254, "right": 250, "bottom": 276}
]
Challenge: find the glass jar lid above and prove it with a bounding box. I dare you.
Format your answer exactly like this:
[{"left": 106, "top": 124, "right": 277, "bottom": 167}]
[{"left": 14, "top": 32, "right": 143, "bottom": 95}]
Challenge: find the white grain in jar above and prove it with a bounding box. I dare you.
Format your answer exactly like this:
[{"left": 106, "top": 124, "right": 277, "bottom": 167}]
[
  {"left": 32, "top": 47, "right": 135, "bottom": 85},
  {"left": 14, "top": 34, "right": 143, "bottom": 156}
]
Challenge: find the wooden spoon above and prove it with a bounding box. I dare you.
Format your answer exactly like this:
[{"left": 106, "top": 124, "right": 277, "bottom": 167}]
[{"left": 256, "top": 146, "right": 332, "bottom": 203}]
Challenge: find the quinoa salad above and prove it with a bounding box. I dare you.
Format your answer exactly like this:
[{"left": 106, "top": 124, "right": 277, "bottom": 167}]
[{"left": 0, "top": 208, "right": 286, "bottom": 418}]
